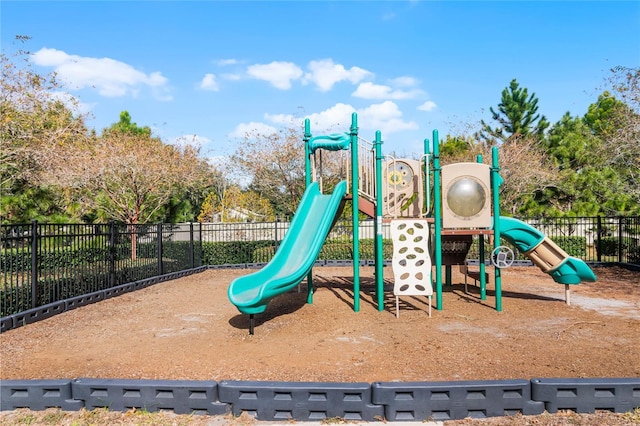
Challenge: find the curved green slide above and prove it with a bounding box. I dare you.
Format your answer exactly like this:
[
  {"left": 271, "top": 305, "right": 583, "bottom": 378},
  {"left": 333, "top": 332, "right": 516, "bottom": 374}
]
[
  {"left": 498, "top": 216, "right": 596, "bottom": 284},
  {"left": 228, "top": 180, "right": 347, "bottom": 315}
]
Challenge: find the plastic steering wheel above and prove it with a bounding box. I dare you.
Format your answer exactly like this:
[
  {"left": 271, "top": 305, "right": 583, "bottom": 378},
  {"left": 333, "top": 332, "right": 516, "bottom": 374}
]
[{"left": 491, "top": 246, "right": 515, "bottom": 268}]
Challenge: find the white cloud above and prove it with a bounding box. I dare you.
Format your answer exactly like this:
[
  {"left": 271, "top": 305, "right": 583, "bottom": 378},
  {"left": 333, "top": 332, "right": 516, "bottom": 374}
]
[
  {"left": 263, "top": 101, "right": 416, "bottom": 136},
  {"left": 358, "top": 101, "right": 419, "bottom": 134},
  {"left": 390, "top": 76, "right": 419, "bottom": 87},
  {"left": 264, "top": 103, "right": 355, "bottom": 135},
  {"left": 228, "top": 121, "right": 279, "bottom": 138},
  {"left": 418, "top": 100, "right": 437, "bottom": 112},
  {"left": 301, "top": 103, "right": 358, "bottom": 131},
  {"left": 246, "top": 61, "right": 303, "bottom": 89},
  {"left": 199, "top": 73, "right": 219, "bottom": 91},
  {"left": 221, "top": 73, "right": 242, "bottom": 81},
  {"left": 31, "top": 47, "right": 172, "bottom": 100},
  {"left": 217, "top": 58, "right": 239, "bottom": 66},
  {"left": 303, "top": 59, "right": 373, "bottom": 91},
  {"left": 352, "top": 82, "right": 422, "bottom": 100}
]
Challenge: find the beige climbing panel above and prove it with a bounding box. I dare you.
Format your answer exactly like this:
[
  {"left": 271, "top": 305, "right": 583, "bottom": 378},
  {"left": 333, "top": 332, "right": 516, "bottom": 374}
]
[{"left": 390, "top": 219, "right": 432, "bottom": 318}]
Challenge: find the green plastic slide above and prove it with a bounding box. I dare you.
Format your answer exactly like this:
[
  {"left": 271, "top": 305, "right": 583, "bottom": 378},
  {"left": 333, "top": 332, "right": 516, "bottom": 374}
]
[
  {"left": 498, "top": 216, "right": 596, "bottom": 284},
  {"left": 228, "top": 180, "right": 347, "bottom": 315}
]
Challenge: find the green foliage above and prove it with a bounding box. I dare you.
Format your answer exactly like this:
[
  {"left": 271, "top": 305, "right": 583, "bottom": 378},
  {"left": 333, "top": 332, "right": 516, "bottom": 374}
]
[
  {"left": 596, "top": 236, "right": 640, "bottom": 264},
  {"left": 584, "top": 91, "right": 626, "bottom": 138},
  {"left": 202, "top": 240, "right": 275, "bottom": 265},
  {"left": 551, "top": 236, "right": 586, "bottom": 258},
  {"left": 629, "top": 245, "right": 640, "bottom": 264},
  {"left": 319, "top": 239, "right": 394, "bottom": 261},
  {"left": 0, "top": 246, "right": 111, "bottom": 273},
  {"left": 104, "top": 110, "right": 152, "bottom": 137},
  {"left": 0, "top": 260, "right": 161, "bottom": 317},
  {"left": 236, "top": 239, "right": 393, "bottom": 265},
  {"left": 358, "top": 239, "right": 394, "bottom": 260},
  {"left": 319, "top": 242, "right": 352, "bottom": 260},
  {"left": 438, "top": 135, "right": 478, "bottom": 163},
  {"left": 479, "top": 79, "right": 549, "bottom": 144},
  {"left": 252, "top": 245, "right": 276, "bottom": 263},
  {"left": 529, "top": 93, "right": 640, "bottom": 216},
  {"left": 598, "top": 237, "right": 617, "bottom": 256}
]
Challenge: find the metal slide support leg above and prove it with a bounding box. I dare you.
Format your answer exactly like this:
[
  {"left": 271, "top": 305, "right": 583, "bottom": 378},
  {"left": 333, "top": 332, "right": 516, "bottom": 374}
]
[{"left": 249, "top": 314, "right": 254, "bottom": 335}]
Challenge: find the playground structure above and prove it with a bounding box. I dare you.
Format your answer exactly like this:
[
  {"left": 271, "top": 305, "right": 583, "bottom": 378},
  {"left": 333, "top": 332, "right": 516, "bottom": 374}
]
[{"left": 228, "top": 113, "right": 597, "bottom": 333}]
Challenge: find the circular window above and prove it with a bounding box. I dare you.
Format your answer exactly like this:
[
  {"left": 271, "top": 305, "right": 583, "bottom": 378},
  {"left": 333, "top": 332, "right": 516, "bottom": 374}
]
[{"left": 446, "top": 176, "right": 488, "bottom": 219}]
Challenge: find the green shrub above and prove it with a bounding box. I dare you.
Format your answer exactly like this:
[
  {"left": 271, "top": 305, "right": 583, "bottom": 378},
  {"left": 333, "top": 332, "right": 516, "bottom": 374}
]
[
  {"left": 319, "top": 242, "right": 352, "bottom": 260},
  {"left": 597, "top": 237, "right": 619, "bottom": 256},
  {"left": 551, "top": 236, "right": 586, "bottom": 258},
  {"left": 358, "top": 239, "right": 393, "bottom": 260},
  {"left": 0, "top": 260, "right": 161, "bottom": 317},
  {"left": 0, "top": 246, "right": 112, "bottom": 274},
  {"left": 202, "top": 240, "right": 275, "bottom": 265},
  {"left": 253, "top": 246, "right": 275, "bottom": 263}
]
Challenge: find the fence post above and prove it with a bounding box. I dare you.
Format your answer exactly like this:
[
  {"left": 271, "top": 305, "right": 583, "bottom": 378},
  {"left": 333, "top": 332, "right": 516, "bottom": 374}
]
[
  {"left": 274, "top": 219, "right": 279, "bottom": 250},
  {"left": 618, "top": 216, "right": 623, "bottom": 264},
  {"left": 189, "top": 222, "right": 195, "bottom": 269},
  {"left": 30, "top": 220, "right": 38, "bottom": 309},
  {"left": 596, "top": 216, "right": 602, "bottom": 263},
  {"left": 157, "top": 223, "right": 163, "bottom": 276},
  {"left": 109, "top": 222, "right": 116, "bottom": 287},
  {"left": 199, "top": 222, "right": 203, "bottom": 267}
]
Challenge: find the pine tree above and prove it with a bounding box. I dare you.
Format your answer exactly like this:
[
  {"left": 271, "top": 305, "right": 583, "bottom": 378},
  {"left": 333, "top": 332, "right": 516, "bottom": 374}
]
[{"left": 479, "top": 79, "right": 549, "bottom": 144}]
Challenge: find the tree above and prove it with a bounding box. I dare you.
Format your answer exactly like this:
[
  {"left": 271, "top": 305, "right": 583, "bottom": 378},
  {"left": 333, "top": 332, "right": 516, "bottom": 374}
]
[
  {"left": 40, "top": 129, "right": 214, "bottom": 225},
  {"left": 437, "top": 131, "right": 558, "bottom": 216},
  {"left": 490, "top": 135, "right": 559, "bottom": 216},
  {"left": 479, "top": 79, "right": 549, "bottom": 144},
  {"left": 104, "top": 110, "right": 151, "bottom": 137},
  {"left": 37, "top": 126, "right": 216, "bottom": 258},
  {"left": 594, "top": 67, "right": 640, "bottom": 209},
  {"left": 231, "top": 121, "right": 350, "bottom": 218},
  {"left": 527, "top": 78, "right": 639, "bottom": 217},
  {"left": 231, "top": 126, "right": 306, "bottom": 217},
  {"left": 1, "top": 43, "right": 89, "bottom": 223},
  {"left": 438, "top": 134, "right": 482, "bottom": 164},
  {"left": 540, "top": 112, "right": 634, "bottom": 215},
  {"left": 198, "top": 185, "right": 275, "bottom": 223}
]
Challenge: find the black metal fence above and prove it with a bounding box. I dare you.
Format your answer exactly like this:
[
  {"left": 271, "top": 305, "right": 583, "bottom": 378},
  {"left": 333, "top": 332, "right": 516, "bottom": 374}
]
[
  {"left": 1, "top": 222, "right": 202, "bottom": 318},
  {"left": 1, "top": 217, "right": 638, "bottom": 319}
]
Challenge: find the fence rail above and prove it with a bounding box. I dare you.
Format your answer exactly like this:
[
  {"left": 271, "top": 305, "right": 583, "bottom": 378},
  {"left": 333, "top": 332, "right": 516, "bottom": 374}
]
[{"left": 1, "top": 217, "right": 638, "bottom": 319}]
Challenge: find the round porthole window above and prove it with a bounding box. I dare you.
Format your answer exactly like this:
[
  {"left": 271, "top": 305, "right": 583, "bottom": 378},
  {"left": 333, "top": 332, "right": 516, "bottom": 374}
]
[{"left": 446, "top": 176, "right": 488, "bottom": 220}]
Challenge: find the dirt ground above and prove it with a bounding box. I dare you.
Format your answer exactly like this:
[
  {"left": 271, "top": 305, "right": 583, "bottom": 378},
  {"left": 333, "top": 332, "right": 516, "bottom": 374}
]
[{"left": 1, "top": 265, "right": 639, "bottom": 424}]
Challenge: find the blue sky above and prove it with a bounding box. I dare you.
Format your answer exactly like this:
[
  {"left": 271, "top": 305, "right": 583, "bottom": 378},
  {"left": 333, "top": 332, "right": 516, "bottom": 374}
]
[{"left": 2, "top": 1, "right": 639, "bottom": 160}]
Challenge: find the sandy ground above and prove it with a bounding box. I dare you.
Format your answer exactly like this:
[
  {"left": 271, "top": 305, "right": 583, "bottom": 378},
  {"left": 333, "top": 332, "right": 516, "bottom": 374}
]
[{"left": 1, "top": 265, "right": 639, "bottom": 383}]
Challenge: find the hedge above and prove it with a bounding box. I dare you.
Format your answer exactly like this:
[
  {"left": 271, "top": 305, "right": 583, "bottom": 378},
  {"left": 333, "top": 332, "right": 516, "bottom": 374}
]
[
  {"left": 0, "top": 260, "right": 163, "bottom": 317},
  {"left": 202, "top": 240, "right": 275, "bottom": 265}
]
